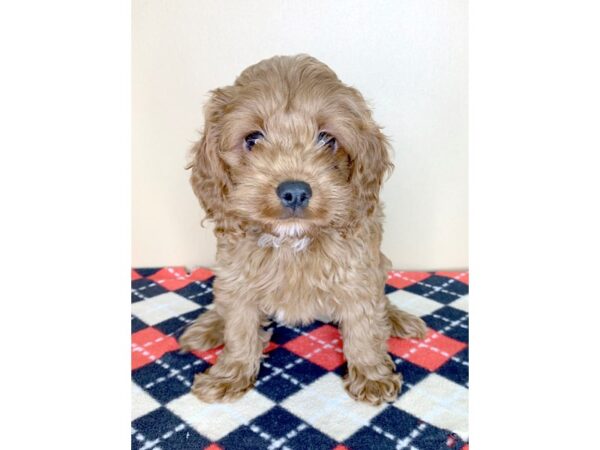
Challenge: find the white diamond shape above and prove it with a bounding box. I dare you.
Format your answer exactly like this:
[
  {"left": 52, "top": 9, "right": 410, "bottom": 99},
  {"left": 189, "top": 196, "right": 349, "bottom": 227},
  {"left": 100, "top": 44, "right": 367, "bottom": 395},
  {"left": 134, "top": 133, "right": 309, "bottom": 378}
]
[
  {"left": 131, "top": 381, "right": 160, "bottom": 421},
  {"left": 281, "top": 373, "right": 386, "bottom": 441},
  {"left": 449, "top": 295, "right": 469, "bottom": 312},
  {"left": 131, "top": 292, "right": 201, "bottom": 325},
  {"left": 394, "top": 373, "right": 468, "bottom": 439},
  {"left": 388, "top": 289, "right": 444, "bottom": 317},
  {"left": 166, "top": 390, "right": 274, "bottom": 441}
]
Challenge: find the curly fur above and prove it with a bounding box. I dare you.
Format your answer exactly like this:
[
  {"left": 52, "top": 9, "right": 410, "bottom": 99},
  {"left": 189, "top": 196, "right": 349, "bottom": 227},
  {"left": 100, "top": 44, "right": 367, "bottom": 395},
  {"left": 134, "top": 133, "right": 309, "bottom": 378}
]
[{"left": 180, "top": 55, "right": 427, "bottom": 405}]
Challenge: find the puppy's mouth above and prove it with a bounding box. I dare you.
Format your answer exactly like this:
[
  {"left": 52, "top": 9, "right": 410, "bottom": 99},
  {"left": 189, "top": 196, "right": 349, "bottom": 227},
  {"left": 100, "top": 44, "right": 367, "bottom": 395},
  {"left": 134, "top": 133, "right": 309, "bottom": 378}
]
[
  {"left": 271, "top": 208, "right": 311, "bottom": 237},
  {"left": 271, "top": 220, "right": 309, "bottom": 238},
  {"left": 279, "top": 207, "right": 308, "bottom": 220}
]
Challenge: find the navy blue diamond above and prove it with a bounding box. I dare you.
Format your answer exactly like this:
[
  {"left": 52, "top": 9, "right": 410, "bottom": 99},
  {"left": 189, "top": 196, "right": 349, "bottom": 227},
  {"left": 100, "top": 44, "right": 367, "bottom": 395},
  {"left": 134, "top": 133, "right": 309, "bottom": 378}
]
[
  {"left": 134, "top": 267, "right": 163, "bottom": 277},
  {"left": 131, "top": 316, "right": 148, "bottom": 333},
  {"left": 412, "top": 424, "right": 466, "bottom": 449},
  {"left": 345, "top": 424, "right": 397, "bottom": 450},
  {"left": 426, "top": 290, "right": 462, "bottom": 304},
  {"left": 392, "top": 358, "right": 431, "bottom": 396},
  {"left": 153, "top": 309, "right": 205, "bottom": 337},
  {"left": 372, "top": 406, "right": 421, "bottom": 436},
  {"left": 435, "top": 305, "right": 468, "bottom": 322},
  {"left": 132, "top": 351, "right": 208, "bottom": 404},
  {"left": 399, "top": 275, "right": 434, "bottom": 293},
  {"left": 253, "top": 406, "right": 303, "bottom": 435},
  {"left": 402, "top": 275, "right": 466, "bottom": 304},
  {"left": 437, "top": 348, "right": 469, "bottom": 387},
  {"left": 224, "top": 406, "right": 337, "bottom": 450},
  {"left": 296, "top": 320, "right": 329, "bottom": 333},
  {"left": 285, "top": 423, "right": 336, "bottom": 450},
  {"left": 284, "top": 359, "right": 329, "bottom": 387},
  {"left": 334, "top": 361, "right": 348, "bottom": 377},
  {"left": 443, "top": 321, "right": 468, "bottom": 343},
  {"left": 255, "top": 363, "right": 303, "bottom": 403},
  {"left": 424, "top": 275, "right": 468, "bottom": 292},
  {"left": 440, "top": 278, "right": 469, "bottom": 296},
  {"left": 385, "top": 283, "right": 399, "bottom": 294},
  {"left": 348, "top": 393, "right": 466, "bottom": 450},
  {"left": 132, "top": 278, "right": 168, "bottom": 302},
  {"left": 269, "top": 325, "right": 302, "bottom": 345},
  {"left": 268, "top": 320, "right": 330, "bottom": 345},
  {"left": 218, "top": 422, "right": 273, "bottom": 449},
  {"left": 347, "top": 408, "right": 434, "bottom": 450},
  {"left": 403, "top": 284, "right": 458, "bottom": 304},
  {"left": 175, "top": 280, "right": 214, "bottom": 306},
  {"left": 132, "top": 407, "right": 210, "bottom": 450},
  {"left": 263, "top": 347, "right": 327, "bottom": 388},
  {"left": 423, "top": 306, "right": 468, "bottom": 343}
]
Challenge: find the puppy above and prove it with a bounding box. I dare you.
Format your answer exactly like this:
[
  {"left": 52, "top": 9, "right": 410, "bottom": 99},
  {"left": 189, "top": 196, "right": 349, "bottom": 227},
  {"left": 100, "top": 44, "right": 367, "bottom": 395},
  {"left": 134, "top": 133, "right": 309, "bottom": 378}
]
[{"left": 180, "top": 55, "right": 426, "bottom": 405}]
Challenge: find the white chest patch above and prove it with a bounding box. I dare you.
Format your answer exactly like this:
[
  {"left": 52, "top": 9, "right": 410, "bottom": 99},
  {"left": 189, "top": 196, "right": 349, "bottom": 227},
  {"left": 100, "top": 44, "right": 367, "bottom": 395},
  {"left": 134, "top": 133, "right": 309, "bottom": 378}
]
[{"left": 257, "top": 233, "right": 312, "bottom": 252}]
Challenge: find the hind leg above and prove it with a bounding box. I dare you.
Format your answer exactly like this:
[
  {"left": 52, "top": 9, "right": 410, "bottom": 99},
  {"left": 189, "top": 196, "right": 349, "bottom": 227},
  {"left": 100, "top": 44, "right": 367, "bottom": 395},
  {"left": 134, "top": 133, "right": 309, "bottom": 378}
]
[
  {"left": 386, "top": 299, "right": 427, "bottom": 339},
  {"left": 179, "top": 309, "right": 224, "bottom": 352},
  {"left": 378, "top": 252, "right": 427, "bottom": 340}
]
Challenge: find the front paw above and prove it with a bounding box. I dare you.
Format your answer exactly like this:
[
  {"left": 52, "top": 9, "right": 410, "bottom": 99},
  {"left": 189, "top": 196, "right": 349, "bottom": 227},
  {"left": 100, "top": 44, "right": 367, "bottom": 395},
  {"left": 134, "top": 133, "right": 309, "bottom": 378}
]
[
  {"left": 192, "top": 370, "right": 255, "bottom": 403},
  {"left": 344, "top": 363, "right": 402, "bottom": 405}
]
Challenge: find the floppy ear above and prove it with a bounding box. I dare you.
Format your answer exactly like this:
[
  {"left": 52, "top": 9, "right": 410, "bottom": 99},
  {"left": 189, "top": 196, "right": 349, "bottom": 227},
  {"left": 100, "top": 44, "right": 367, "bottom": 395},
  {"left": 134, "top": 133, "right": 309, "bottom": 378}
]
[
  {"left": 350, "top": 124, "right": 394, "bottom": 218},
  {"left": 188, "top": 88, "right": 233, "bottom": 224}
]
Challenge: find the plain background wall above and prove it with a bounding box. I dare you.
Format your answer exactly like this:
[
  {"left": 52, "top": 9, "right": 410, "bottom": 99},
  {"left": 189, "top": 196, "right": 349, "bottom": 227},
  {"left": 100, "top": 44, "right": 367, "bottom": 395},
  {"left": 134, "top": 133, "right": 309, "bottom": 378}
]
[{"left": 132, "top": 0, "right": 467, "bottom": 270}]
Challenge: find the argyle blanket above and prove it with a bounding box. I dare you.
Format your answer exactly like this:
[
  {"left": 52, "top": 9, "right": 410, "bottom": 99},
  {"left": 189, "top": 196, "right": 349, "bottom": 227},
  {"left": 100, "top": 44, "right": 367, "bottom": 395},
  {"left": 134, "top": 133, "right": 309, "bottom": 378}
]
[{"left": 132, "top": 267, "right": 469, "bottom": 450}]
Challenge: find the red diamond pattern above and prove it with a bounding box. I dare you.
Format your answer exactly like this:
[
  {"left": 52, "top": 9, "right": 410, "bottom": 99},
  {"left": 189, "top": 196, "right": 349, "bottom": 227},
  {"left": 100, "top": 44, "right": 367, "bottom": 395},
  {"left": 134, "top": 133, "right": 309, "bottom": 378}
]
[
  {"left": 147, "top": 267, "right": 214, "bottom": 291},
  {"left": 189, "top": 267, "right": 214, "bottom": 280},
  {"left": 192, "top": 345, "right": 224, "bottom": 365},
  {"left": 283, "top": 325, "right": 345, "bottom": 370},
  {"left": 131, "top": 327, "right": 180, "bottom": 370},
  {"left": 192, "top": 342, "right": 279, "bottom": 366},
  {"left": 388, "top": 329, "right": 466, "bottom": 371},
  {"left": 387, "top": 271, "right": 431, "bottom": 289}
]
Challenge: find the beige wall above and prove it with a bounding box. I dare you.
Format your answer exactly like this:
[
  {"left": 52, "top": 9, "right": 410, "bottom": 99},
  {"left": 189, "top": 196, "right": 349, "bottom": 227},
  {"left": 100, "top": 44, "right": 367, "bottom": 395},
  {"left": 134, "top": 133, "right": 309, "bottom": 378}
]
[{"left": 132, "top": 0, "right": 467, "bottom": 270}]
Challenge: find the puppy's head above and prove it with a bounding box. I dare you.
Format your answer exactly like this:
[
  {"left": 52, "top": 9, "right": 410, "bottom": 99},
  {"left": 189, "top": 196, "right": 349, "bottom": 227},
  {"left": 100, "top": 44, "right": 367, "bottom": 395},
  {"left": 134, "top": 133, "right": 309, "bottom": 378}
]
[{"left": 190, "top": 55, "right": 392, "bottom": 237}]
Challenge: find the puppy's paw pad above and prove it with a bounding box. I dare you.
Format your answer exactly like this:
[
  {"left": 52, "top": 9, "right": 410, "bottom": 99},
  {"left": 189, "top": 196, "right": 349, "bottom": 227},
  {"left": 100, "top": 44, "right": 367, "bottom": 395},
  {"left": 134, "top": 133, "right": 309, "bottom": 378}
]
[{"left": 191, "top": 372, "right": 254, "bottom": 403}]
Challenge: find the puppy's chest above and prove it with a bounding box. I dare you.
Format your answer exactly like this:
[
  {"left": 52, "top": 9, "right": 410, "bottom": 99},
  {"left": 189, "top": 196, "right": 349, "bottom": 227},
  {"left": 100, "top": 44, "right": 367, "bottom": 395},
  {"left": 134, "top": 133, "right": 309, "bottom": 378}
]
[{"left": 251, "top": 236, "right": 347, "bottom": 323}]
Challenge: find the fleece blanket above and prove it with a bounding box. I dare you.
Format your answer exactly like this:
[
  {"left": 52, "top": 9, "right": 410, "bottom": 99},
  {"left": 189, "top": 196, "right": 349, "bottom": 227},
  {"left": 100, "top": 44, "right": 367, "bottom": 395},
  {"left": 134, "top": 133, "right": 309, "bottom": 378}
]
[{"left": 131, "top": 267, "right": 469, "bottom": 450}]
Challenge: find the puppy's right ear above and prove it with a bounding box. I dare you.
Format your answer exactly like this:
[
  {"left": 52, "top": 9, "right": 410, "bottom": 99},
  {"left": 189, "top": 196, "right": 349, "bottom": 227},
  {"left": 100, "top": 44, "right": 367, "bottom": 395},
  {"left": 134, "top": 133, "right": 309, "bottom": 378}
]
[{"left": 188, "top": 88, "right": 232, "bottom": 223}]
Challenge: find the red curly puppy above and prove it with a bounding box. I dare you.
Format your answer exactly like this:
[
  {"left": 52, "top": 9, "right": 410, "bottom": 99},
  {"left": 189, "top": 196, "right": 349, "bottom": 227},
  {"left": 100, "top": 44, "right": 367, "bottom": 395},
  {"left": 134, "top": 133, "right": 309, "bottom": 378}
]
[{"left": 180, "top": 55, "right": 426, "bottom": 405}]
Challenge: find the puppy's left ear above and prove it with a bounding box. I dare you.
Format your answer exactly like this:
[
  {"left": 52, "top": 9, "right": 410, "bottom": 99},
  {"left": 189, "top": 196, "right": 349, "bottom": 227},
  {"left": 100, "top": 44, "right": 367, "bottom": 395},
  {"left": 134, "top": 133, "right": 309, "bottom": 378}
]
[{"left": 350, "top": 123, "right": 394, "bottom": 217}]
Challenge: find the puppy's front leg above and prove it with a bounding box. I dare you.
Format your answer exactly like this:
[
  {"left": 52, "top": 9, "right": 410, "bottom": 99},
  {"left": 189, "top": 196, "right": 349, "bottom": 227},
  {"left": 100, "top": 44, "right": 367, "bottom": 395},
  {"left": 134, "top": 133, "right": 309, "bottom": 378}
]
[
  {"left": 340, "top": 296, "right": 401, "bottom": 406},
  {"left": 192, "top": 302, "right": 264, "bottom": 402}
]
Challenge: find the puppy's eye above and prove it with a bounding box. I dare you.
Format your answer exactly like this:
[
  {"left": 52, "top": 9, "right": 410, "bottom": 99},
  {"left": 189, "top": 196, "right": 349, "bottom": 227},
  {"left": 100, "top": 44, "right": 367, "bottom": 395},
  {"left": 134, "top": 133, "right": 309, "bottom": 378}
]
[
  {"left": 317, "top": 131, "right": 337, "bottom": 151},
  {"left": 244, "top": 131, "right": 264, "bottom": 151}
]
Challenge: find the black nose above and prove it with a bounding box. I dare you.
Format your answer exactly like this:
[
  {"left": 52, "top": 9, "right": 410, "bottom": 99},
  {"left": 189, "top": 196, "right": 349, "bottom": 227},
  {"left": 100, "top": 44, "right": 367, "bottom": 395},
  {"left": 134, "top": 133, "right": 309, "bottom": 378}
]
[{"left": 276, "top": 180, "right": 312, "bottom": 210}]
